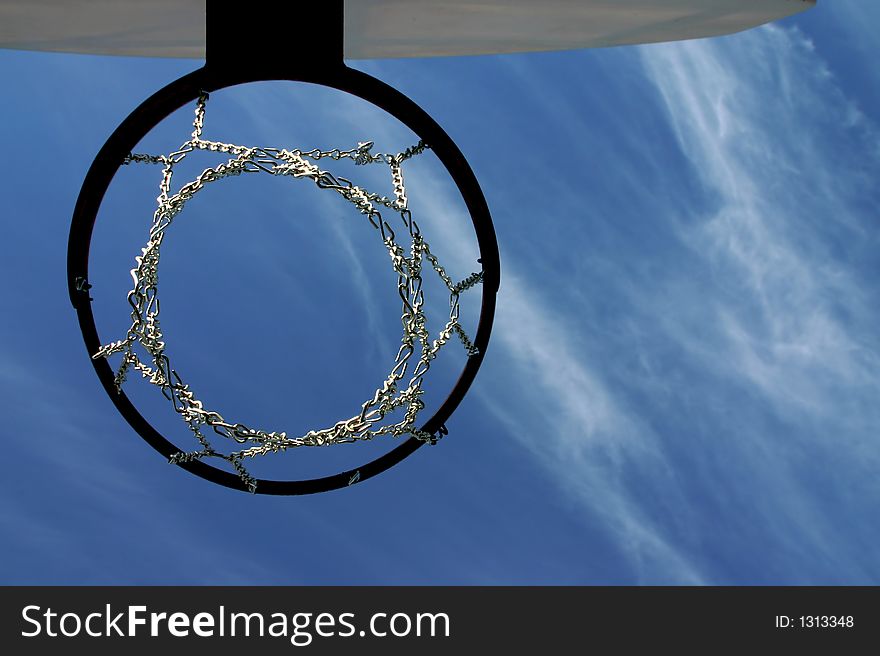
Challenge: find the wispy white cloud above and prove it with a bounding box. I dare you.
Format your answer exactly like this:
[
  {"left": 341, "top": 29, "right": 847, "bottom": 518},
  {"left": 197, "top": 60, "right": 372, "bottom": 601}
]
[
  {"left": 640, "top": 25, "right": 879, "bottom": 429},
  {"left": 635, "top": 24, "right": 880, "bottom": 580},
  {"left": 478, "top": 272, "right": 708, "bottom": 584}
]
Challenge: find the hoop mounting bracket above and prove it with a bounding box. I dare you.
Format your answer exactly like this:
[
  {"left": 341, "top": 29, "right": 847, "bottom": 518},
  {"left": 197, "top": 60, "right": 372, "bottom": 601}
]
[{"left": 206, "top": 1, "right": 345, "bottom": 77}]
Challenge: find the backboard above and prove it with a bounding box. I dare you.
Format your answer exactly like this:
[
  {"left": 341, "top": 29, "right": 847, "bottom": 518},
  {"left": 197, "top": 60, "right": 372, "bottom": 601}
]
[{"left": 0, "top": 0, "right": 815, "bottom": 60}]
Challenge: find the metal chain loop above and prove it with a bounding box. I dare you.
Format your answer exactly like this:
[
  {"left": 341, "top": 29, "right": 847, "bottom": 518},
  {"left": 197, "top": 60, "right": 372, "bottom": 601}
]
[{"left": 94, "top": 92, "right": 483, "bottom": 492}]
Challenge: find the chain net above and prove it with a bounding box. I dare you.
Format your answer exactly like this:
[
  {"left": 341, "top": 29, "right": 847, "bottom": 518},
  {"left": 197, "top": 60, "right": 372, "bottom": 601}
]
[{"left": 95, "top": 92, "right": 483, "bottom": 492}]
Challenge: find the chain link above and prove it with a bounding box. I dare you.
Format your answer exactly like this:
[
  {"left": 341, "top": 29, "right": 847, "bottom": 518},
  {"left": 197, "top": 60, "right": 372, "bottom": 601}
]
[{"left": 96, "top": 92, "right": 483, "bottom": 492}]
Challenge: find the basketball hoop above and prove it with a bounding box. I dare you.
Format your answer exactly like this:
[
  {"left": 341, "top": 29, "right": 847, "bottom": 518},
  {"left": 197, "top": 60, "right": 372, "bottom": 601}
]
[{"left": 67, "top": 3, "right": 500, "bottom": 494}]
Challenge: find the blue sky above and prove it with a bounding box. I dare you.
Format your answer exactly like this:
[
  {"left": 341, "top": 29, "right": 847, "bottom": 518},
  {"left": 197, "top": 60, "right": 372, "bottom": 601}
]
[{"left": 1, "top": 0, "right": 878, "bottom": 584}]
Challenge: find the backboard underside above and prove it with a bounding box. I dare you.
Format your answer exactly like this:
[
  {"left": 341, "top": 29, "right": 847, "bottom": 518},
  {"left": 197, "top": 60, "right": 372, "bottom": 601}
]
[{"left": 0, "top": 0, "right": 815, "bottom": 60}]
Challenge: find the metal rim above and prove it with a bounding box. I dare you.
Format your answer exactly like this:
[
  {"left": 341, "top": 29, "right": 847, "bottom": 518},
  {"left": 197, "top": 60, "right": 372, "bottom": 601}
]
[{"left": 67, "top": 64, "right": 500, "bottom": 495}]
